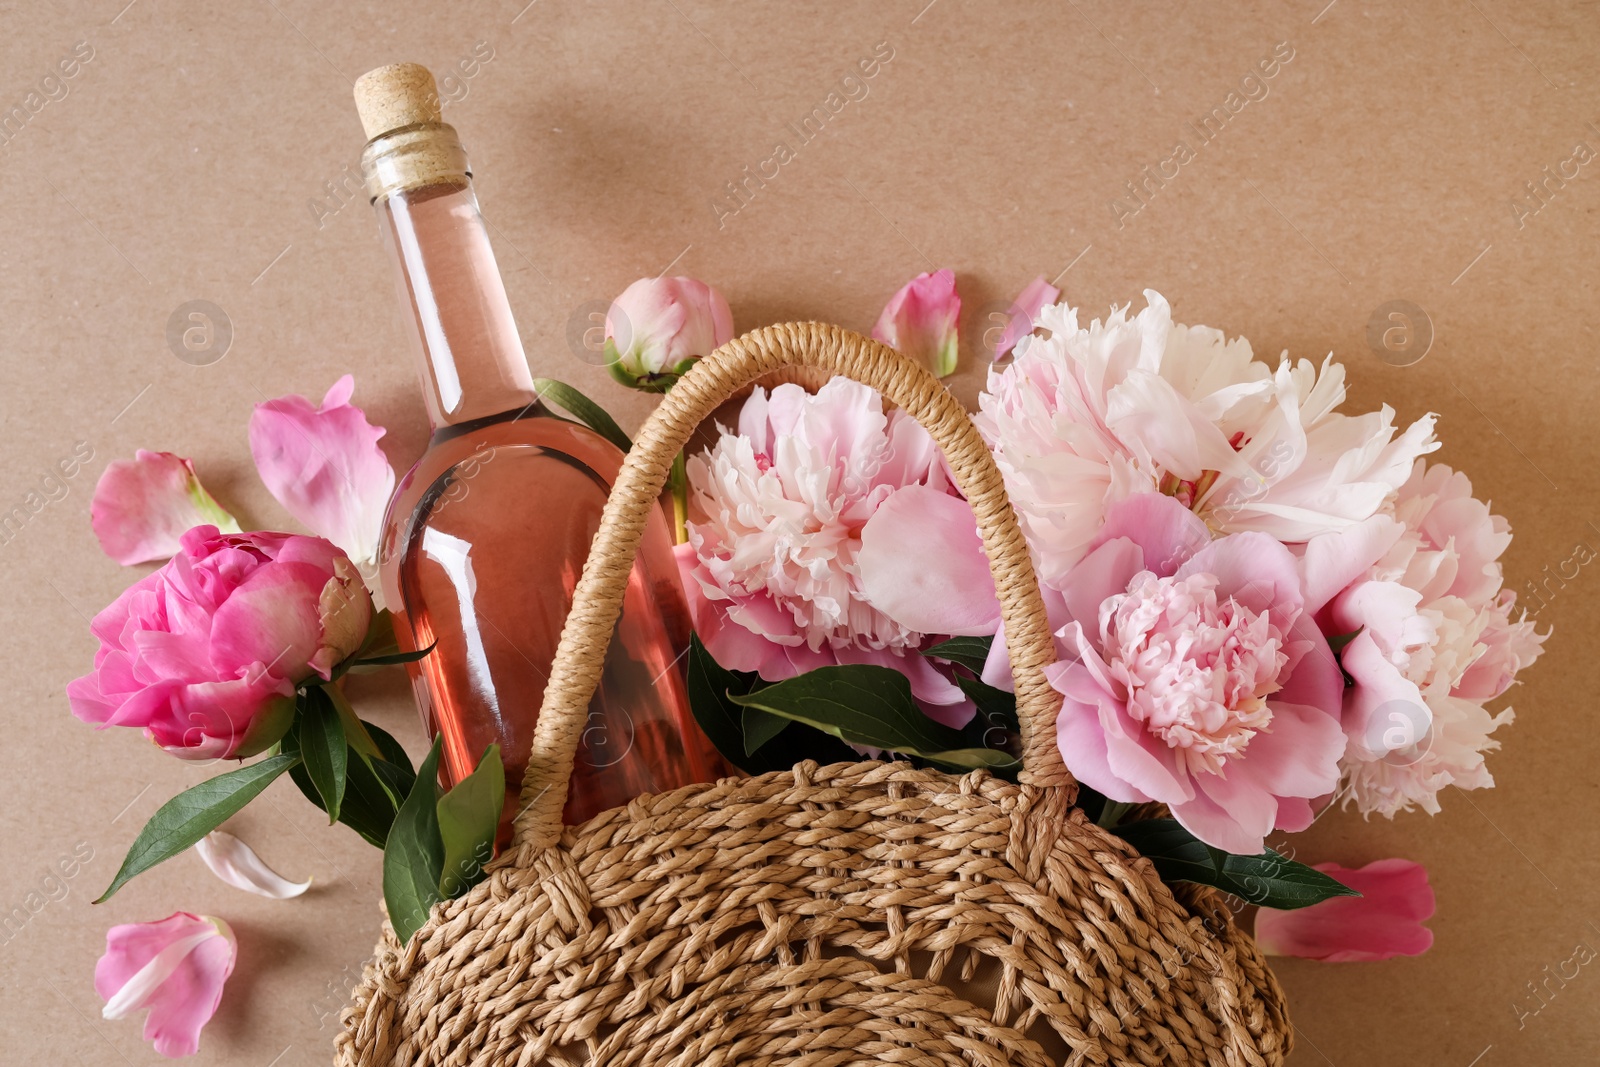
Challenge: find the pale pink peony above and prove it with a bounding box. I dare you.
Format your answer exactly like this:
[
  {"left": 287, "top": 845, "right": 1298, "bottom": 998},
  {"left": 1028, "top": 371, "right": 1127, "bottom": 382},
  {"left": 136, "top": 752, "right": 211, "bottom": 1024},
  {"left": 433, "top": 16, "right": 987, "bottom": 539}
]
[
  {"left": 96, "top": 912, "right": 236, "bottom": 1058},
  {"left": 90, "top": 451, "right": 239, "bottom": 566},
  {"left": 249, "top": 375, "right": 396, "bottom": 576},
  {"left": 604, "top": 275, "right": 734, "bottom": 392},
  {"left": 67, "top": 526, "right": 372, "bottom": 760},
  {"left": 1043, "top": 493, "right": 1346, "bottom": 854},
  {"left": 1255, "top": 858, "right": 1435, "bottom": 962},
  {"left": 973, "top": 290, "right": 1438, "bottom": 586},
  {"left": 1327, "top": 462, "right": 1547, "bottom": 816},
  {"left": 872, "top": 268, "right": 962, "bottom": 377},
  {"left": 676, "top": 378, "right": 997, "bottom": 725}
]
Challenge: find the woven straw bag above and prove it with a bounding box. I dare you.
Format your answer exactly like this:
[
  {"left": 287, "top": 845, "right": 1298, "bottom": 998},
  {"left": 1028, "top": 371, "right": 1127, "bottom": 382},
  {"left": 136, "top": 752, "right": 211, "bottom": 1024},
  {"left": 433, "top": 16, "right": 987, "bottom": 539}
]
[{"left": 335, "top": 322, "right": 1293, "bottom": 1067}]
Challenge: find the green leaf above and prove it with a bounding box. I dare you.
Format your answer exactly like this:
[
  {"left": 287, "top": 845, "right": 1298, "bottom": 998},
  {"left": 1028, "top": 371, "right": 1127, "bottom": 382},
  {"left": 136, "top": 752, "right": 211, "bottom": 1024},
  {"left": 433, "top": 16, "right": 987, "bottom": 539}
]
[
  {"left": 323, "top": 684, "right": 380, "bottom": 761},
  {"left": 532, "top": 377, "right": 633, "bottom": 454},
  {"left": 921, "top": 635, "right": 995, "bottom": 674},
  {"left": 435, "top": 745, "right": 504, "bottom": 898},
  {"left": 1326, "top": 627, "right": 1363, "bottom": 653},
  {"left": 728, "top": 664, "right": 1020, "bottom": 773},
  {"left": 685, "top": 635, "right": 857, "bottom": 774},
  {"left": 383, "top": 737, "right": 445, "bottom": 945},
  {"left": 283, "top": 724, "right": 413, "bottom": 849},
  {"left": 298, "top": 688, "right": 348, "bottom": 824},
  {"left": 351, "top": 643, "right": 435, "bottom": 669},
  {"left": 1113, "top": 819, "right": 1361, "bottom": 910},
  {"left": 96, "top": 753, "right": 300, "bottom": 902},
  {"left": 741, "top": 707, "right": 788, "bottom": 755}
]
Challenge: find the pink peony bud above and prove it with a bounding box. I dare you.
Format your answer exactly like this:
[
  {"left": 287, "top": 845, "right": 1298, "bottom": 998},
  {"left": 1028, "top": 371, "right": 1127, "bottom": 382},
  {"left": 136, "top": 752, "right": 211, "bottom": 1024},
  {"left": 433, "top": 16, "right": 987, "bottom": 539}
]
[
  {"left": 1254, "top": 858, "right": 1435, "bottom": 962},
  {"left": 872, "top": 268, "right": 961, "bottom": 377},
  {"left": 96, "top": 912, "right": 236, "bottom": 1058},
  {"left": 66, "top": 526, "right": 373, "bottom": 761},
  {"left": 249, "top": 375, "right": 395, "bottom": 574},
  {"left": 604, "top": 275, "right": 734, "bottom": 392},
  {"left": 90, "top": 451, "right": 240, "bottom": 566}
]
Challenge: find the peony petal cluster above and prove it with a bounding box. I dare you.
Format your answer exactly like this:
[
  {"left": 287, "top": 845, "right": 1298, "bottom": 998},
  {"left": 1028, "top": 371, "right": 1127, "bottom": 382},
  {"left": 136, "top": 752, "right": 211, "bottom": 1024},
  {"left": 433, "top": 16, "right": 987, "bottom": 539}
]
[
  {"left": 67, "top": 526, "right": 372, "bottom": 760},
  {"left": 974, "top": 290, "right": 1439, "bottom": 585},
  {"left": 1325, "top": 461, "right": 1547, "bottom": 816},
  {"left": 1041, "top": 493, "right": 1345, "bottom": 854},
  {"left": 676, "top": 377, "right": 997, "bottom": 725}
]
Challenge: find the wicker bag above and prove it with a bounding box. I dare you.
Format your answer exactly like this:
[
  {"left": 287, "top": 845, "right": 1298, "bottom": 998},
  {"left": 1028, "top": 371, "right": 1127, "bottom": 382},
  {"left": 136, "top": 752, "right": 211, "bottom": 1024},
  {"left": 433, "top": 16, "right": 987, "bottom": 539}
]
[{"left": 335, "top": 322, "right": 1293, "bottom": 1067}]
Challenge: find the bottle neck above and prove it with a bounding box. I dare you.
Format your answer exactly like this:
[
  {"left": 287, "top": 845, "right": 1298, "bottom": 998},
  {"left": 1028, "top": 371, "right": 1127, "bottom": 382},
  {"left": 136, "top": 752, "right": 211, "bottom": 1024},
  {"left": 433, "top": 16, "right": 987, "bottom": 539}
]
[{"left": 366, "top": 129, "right": 539, "bottom": 430}]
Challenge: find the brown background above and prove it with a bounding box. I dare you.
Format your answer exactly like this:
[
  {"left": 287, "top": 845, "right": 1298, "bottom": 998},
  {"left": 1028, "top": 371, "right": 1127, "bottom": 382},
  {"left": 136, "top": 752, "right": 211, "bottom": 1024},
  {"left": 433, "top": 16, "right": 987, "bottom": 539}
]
[{"left": 2, "top": 0, "right": 1595, "bottom": 1063}]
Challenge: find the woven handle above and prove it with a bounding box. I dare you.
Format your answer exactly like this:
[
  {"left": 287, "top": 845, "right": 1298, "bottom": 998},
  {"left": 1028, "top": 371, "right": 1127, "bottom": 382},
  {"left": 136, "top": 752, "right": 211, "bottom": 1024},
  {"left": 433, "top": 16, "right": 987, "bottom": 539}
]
[{"left": 512, "top": 322, "right": 1069, "bottom": 853}]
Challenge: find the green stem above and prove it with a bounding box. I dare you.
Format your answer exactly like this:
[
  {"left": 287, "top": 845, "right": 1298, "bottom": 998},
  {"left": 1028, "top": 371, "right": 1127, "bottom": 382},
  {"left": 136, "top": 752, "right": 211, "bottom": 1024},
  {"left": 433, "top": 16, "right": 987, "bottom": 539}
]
[
  {"left": 1096, "top": 799, "right": 1136, "bottom": 830},
  {"left": 669, "top": 450, "right": 689, "bottom": 544}
]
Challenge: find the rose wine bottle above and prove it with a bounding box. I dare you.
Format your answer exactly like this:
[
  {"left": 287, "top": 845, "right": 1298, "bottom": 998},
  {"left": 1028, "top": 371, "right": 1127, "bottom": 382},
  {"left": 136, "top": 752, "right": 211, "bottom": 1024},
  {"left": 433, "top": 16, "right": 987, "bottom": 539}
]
[{"left": 352, "top": 63, "right": 723, "bottom": 839}]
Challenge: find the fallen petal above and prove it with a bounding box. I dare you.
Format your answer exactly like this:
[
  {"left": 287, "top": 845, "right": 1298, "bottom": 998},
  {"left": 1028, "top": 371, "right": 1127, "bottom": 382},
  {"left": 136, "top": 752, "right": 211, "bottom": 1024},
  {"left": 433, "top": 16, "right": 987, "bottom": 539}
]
[
  {"left": 96, "top": 912, "right": 237, "bottom": 1058},
  {"left": 872, "top": 268, "right": 961, "bottom": 377},
  {"left": 195, "top": 830, "right": 311, "bottom": 899},
  {"left": 90, "top": 451, "right": 239, "bottom": 566},
  {"left": 992, "top": 274, "right": 1060, "bottom": 360},
  {"left": 1255, "top": 857, "right": 1435, "bottom": 962}
]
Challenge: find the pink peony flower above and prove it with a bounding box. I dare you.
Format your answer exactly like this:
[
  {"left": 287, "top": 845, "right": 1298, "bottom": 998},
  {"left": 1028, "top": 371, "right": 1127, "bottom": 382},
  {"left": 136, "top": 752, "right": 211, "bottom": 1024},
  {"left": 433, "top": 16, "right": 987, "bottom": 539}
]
[
  {"left": 604, "top": 275, "right": 734, "bottom": 392},
  {"left": 1327, "top": 462, "right": 1547, "bottom": 816},
  {"left": 249, "top": 375, "right": 396, "bottom": 576},
  {"left": 1254, "top": 858, "right": 1435, "bottom": 962},
  {"left": 67, "top": 526, "right": 372, "bottom": 760},
  {"left": 96, "top": 912, "right": 236, "bottom": 1058},
  {"left": 90, "top": 451, "right": 239, "bottom": 566},
  {"left": 974, "top": 290, "right": 1438, "bottom": 585},
  {"left": 872, "top": 268, "right": 962, "bottom": 377},
  {"left": 677, "top": 378, "right": 997, "bottom": 726},
  {"left": 990, "top": 274, "right": 1060, "bottom": 362},
  {"left": 1043, "top": 493, "right": 1346, "bottom": 854}
]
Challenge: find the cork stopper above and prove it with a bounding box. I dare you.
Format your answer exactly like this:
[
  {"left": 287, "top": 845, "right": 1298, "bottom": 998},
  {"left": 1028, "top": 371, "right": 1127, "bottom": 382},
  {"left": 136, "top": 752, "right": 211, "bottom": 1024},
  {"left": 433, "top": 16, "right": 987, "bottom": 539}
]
[{"left": 354, "top": 63, "right": 443, "bottom": 140}]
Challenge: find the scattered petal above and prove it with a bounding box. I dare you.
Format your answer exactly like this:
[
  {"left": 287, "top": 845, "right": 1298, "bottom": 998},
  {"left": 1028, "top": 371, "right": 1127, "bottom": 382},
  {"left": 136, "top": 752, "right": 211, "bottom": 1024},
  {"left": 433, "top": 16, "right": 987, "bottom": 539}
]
[
  {"left": 96, "top": 912, "right": 236, "bottom": 1058},
  {"left": 1255, "top": 858, "right": 1435, "bottom": 962},
  {"left": 248, "top": 375, "right": 395, "bottom": 573},
  {"left": 872, "top": 268, "right": 961, "bottom": 377},
  {"left": 992, "top": 274, "right": 1060, "bottom": 361},
  {"left": 90, "top": 451, "right": 239, "bottom": 566},
  {"left": 194, "top": 831, "right": 311, "bottom": 899}
]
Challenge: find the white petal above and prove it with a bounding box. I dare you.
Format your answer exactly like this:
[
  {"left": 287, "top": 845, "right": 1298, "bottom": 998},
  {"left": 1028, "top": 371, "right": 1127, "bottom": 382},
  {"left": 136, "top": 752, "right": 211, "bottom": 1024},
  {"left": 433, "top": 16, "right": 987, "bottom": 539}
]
[{"left": 195, "top": 831, "right": 312, "bottom": 899}]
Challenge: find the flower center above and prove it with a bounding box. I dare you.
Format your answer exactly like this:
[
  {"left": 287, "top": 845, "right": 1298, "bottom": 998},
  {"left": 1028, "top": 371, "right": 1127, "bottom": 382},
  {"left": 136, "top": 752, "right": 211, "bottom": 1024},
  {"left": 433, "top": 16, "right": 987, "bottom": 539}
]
[{"left": 1099, "top": 570, "right": 1286, "bottom": 774}]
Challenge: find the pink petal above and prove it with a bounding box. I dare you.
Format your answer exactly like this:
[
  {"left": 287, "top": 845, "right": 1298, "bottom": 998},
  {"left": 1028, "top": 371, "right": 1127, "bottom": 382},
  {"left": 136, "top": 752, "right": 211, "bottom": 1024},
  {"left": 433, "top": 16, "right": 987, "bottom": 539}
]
[
  {"left": 1243, "top": 701, "right": 1346, "bottom": 801},
  {"left": 1178, "top": 532, "right": 1305, "bottom": 620},
  {"left": 195, "top": 831, "right": 311, "bottom": 898},
  {"left": 1054, "top": 683, "right": 1151, "bottom": 804},
  {"left": 91, "top": 452, "right": 239, "bottom": 566},
  {"left": 991, "top": 275, "right": 1060, "bottom": 361},
  {"left": 1255, "top": 858, "right": 1435, "bottom": 962},
  {"left": 1338, "top": 630, "right": 1431, "bottom": 760},
  {"left": 96, "top": 912, "right": 236, "bottom": 1058},
  {"left": 205, "top": 562, "right": 329, "bottom": 686},
  {"left": 1171, "top": 770, "right": 1277, "bottom": 855},
  {"left": 872, "top": 268, "right": 961, "bottom": 377},
  {"left": 1091, "top": 492, "right": 1213, "bottom": 577},
  {"left": 1300, "top": 515, "right": 1405, "bottom": 615},
  {"left": 858, "top": 485, "right": 1000, "bottom": 637},
  {"left": 1105, "top": 370, "right": 1248, "bottom": 482},
  {"left": 248, "top": 375, "right": 395, "bottom": 568}
]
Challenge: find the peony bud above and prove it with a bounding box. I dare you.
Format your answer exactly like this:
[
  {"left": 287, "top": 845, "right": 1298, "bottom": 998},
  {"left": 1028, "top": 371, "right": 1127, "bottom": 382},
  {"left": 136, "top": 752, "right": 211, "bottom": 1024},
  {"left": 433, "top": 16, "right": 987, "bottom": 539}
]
[{"left": 603, "top": 275, "right": 734, "bottom": 392}]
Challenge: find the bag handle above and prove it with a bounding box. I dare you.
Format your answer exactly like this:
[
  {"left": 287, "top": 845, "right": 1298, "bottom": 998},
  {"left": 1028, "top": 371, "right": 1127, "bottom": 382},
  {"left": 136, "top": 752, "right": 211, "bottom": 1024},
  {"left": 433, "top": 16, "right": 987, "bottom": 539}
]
[{"left": 512, "top": 322, "right": 1070, "bottom": 854}]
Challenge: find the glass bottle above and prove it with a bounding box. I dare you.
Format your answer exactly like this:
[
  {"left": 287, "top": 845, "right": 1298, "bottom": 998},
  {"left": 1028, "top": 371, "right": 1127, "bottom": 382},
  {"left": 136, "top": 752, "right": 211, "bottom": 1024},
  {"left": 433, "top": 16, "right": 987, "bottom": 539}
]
[{"left": 353, "top": 63, "right": 723, "bottom": 840}]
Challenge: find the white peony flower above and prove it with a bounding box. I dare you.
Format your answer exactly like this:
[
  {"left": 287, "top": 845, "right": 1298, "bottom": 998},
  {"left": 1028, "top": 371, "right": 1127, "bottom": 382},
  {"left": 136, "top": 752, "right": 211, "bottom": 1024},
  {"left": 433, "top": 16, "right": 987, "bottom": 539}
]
[{"left": 974, "top": 290, "right": 1439, "bottom": 586}]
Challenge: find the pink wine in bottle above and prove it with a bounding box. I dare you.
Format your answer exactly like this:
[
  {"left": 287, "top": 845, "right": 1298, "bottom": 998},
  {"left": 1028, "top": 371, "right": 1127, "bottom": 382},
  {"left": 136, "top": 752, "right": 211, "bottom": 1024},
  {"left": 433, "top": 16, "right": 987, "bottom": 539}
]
[{"left": 352, "top": 63, "right": 724, "bottom": 840}]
